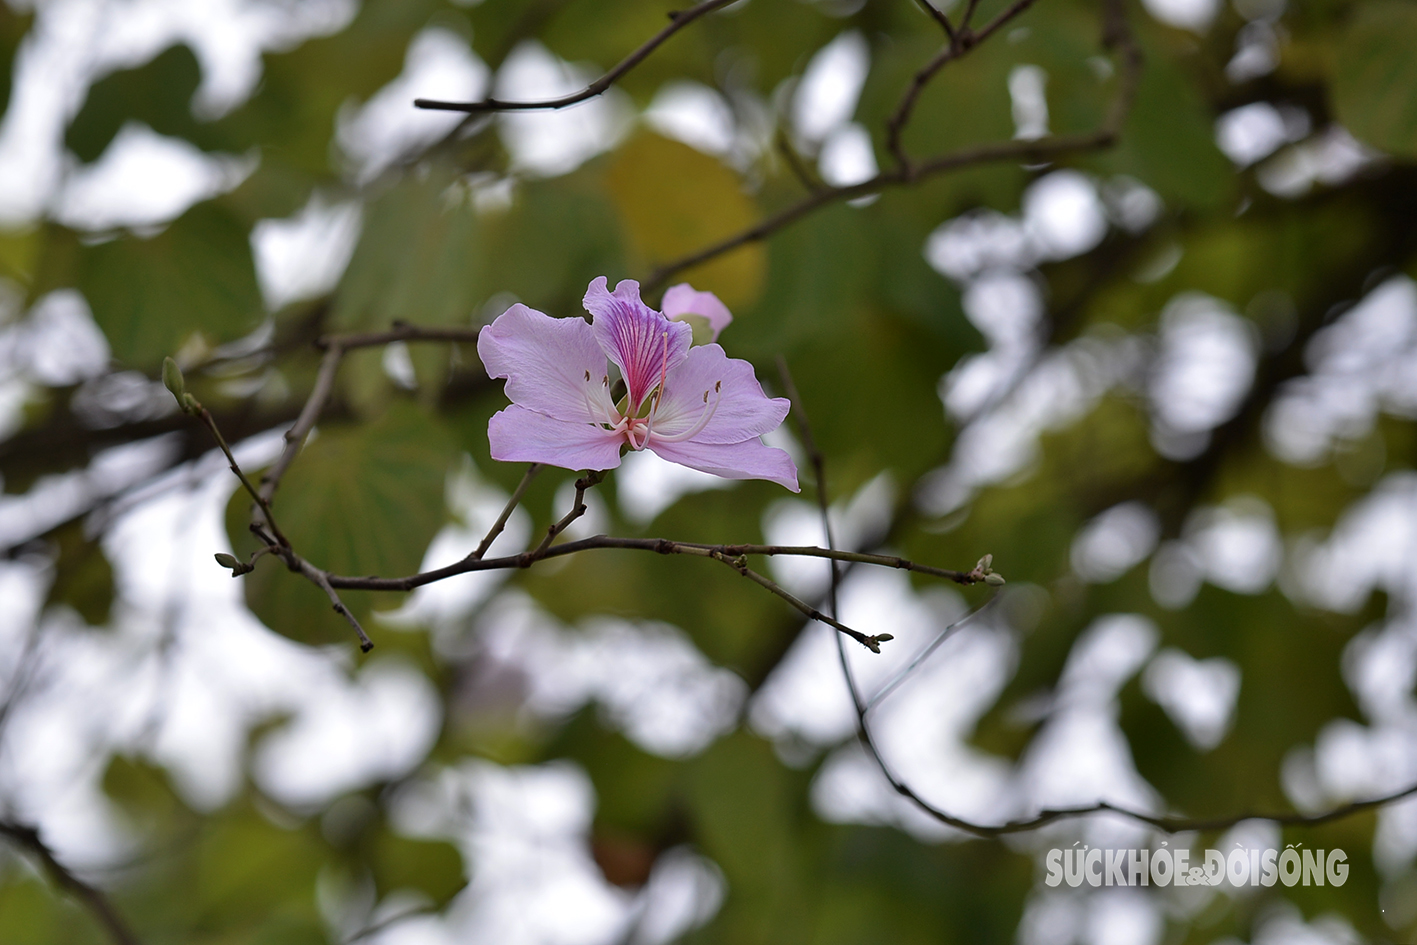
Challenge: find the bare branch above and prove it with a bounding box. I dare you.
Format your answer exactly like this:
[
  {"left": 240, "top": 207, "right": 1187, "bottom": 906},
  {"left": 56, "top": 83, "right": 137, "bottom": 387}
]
[
  {"left": 413, "top": 0, "right": 740, "bottom": 114},
  {"left": 262, "top": 325, "right": 484, "bottom": 504},
  {"left": 0, "top": 821, "right": 141, "bottom": 945},
  {"left": 301, "top": 558, "right": 375, "bottom": 653},
  {"left": 314, "top": 535, "right": 981, "bottom": 591},
  {"left": 466, "top": 463, "right": 541, "bottom": 562},
  {"left": 710, "top": 549, "right": 888, "bottom": 651},
  {"left": 643, "top": 129, "right": 1121, "bottom": 292},
  {"left": 772, "top": 348, "right": 1417, "bottom": 842},
  {"left": 775, "top": 359, "right": 837, "bottom": 597},
  {"left": 259, "top": 343, "right": 344, "bottom": 505},
  {"left": 775, "top": 129, "right": 827, "bottom": 195},
  {"left": 912, "top": 0, "right": 958, "bottom": 41},
  {"left": 864, "top": 595, "right": 1000, "bottom": 710},
  {"left": 530, "top": 469, "right": 607, "bottom": 558},
  {"left": 888, "top": 0, "right": 1039, "bottom": 172},
  {"left": 195, "top": 406, "right": 290, "bottom": 550},
  {"left": 644, "top": 0, "right": 1141, "bottom": 292}
]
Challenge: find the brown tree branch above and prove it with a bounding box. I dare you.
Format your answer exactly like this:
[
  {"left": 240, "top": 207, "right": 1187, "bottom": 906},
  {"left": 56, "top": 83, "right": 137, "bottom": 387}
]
[
  {"left": 530, "top": 469, "right": 607, "bottom": 557},
  {"left": 710, "top": 549, "right": 889, "bottom": 652},
  {"left": 885, "top": 0, "right": 1047, "bottom": 173},
  {"left": 644, "top": 0, "right": 1141, "bottom": 292},
  {"left": 912, "top": 0, "right": 958, "bottom": 42},
  {"left": 0, "top": 821, "right": 141, "bottom": 945},
  {"left": 465, "top": 463, "right": 542, "bottom": 562},
  {"left": 313, "top": 535, "right": 982, "bottom": 591},
  {"left": 258, "top": 343, "right": 344, "bottom": 505},
  {"left": 777, "top": 353, "right": 1417, "bottom": 840},
  {"left": 413, "top": 0, "right": 740, "bottom": 114}
]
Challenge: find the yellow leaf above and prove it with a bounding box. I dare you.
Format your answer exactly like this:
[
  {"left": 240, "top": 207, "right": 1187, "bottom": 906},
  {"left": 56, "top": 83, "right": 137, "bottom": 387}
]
[{"left": 605, "top": 133, "right": 764, "bottom": 310}]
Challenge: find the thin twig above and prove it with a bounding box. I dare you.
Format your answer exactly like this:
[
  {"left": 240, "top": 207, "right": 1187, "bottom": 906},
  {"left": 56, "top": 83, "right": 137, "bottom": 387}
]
[
  {"left": 413, "top": 0, "right": 740, "bottom": 113},
  {"left": 865, "top": 594, "right": 1000, "bottom": 710},
  {"left": 196, "top": 407, "right": 289, "bottom": 549},
  {"left": 775, "top": 129, "right": 826, "bottom": 195},
  {"left": 959, "top": 0, "right": 984, "bottom": 30},
  {"left": 643, "top": 129, "right": 1120, "bottom": 292},
  {"left": 0, "top": 821, "right": 141, "bottom": 945},
  {"left": 466, "top": 463, "right": 541, "bottom": 561},
  {"left": 775, "top": 359, "right": 840, "bottom": 618},
  {"left": 710, "top": 550, "right": 885, "bottom": 652},
  {"left": 912, "top": 0, "right": 957, "bottom": 41},
  {"left": 316, "top": 536, "right": 979, "bottom": 591},
  {"left": 777, "top": 357, "right": 870, "bottom": 730},
  {"left": 886, "top": 0, "right": 1041, "bottom": 173},
  {"left": 264, "top": 325, "right": 485, "bottom": 504},
  {"left": 530, "top": 469, "right": 607, "bottom": 558},
  {"left": 259, "top": 342, "right": 344, "bottom": 504},
  {"left": 645, "top": 0, "right": 1140, "bottom": 292},
  {"left": 300, "top": 558, "right": 375, "bottom": 653},
  {"left": 770, "top": 344, "right": 1417, "bottom": 841}
]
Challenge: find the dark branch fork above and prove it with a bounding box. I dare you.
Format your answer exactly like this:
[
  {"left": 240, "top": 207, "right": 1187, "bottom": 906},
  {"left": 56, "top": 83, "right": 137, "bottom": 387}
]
[{"left": 410, "top": 0, "right": 1140, "bottom": 294}]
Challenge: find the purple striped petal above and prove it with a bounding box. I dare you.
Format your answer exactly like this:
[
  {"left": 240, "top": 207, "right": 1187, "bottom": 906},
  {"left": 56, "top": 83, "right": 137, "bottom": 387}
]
[
  {"left": 478, "top": 303, "right": 607, "bottom": 424},
  {"left": 649, "top": 437, "right": 799, "bottom": 492},
  {"left": 662, "top": 284, "right": 733, "bottom": 343},
  {"left": 488, "top": 405, "right": 625, "bottom": 471},
  {"left": 650, "top": 344, "right": 790, "bottom": 445},
  {"left": 584, "top": 277, "right": 691, "bottom": 410}
]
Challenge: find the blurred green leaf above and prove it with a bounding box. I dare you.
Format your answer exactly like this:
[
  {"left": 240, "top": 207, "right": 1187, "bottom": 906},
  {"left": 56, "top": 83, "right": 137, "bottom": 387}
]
[
  {"left": 65, "top": 45, "right": 204, "bottom": 163},
  {"left": 72, "top": 202, "right": 263, "bottom": 366},
  {"left": 369, "top": 830, "right": 465, "bottom": 905},
  {"left": 1089, "top": 25, "right": 1233, "bottom": 211},
  {"left": 228, "top": 401, "right": 454, "bottom": 645},
  {"left": 0, "top": 5, "right": 32, "bottom": 126},
  {"left": 1331, "top": 0, "right": 1417, "bottom": 157},
  {"left": 42, "top": 521, "right": 114, "bottom": 626}
]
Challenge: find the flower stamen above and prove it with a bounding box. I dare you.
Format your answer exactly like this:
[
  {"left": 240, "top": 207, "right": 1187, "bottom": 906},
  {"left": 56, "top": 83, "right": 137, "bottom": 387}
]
[{"left": 652, "top": 380, "right": 723, "bottom": 444}]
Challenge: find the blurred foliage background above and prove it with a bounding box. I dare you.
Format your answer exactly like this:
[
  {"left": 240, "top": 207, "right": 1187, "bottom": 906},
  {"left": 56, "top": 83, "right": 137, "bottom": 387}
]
[{"left": 1, "top": 0, "right": 1416, "bottom": 941}]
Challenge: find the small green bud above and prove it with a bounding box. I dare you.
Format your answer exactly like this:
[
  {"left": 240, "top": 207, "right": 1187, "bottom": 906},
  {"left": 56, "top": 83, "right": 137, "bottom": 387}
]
[
  {"left": 181, "top": 392, "right": 201, "bottom": 414},
  {"left": 215, "top": 552, "right": 253, "bottom": 576},
  {"left": 162, "top": 357, "right": 185, "bottom": 401},
  {"left": 984, "top": 572, "right": 1006, "bottom": 586},
  {"left": 875, "top": 633, "right": 894, "bottom": 643}
]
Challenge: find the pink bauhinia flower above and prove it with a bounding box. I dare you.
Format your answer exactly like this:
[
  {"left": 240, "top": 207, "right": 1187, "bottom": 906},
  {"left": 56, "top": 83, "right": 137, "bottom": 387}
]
[{"left": 477, "top": 277, "right": 798, "bottom": 491}]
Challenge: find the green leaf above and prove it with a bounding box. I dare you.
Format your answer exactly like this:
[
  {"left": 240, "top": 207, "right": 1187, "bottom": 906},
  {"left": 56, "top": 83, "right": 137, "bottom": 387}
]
[
  {"left": 1331, "top": 0, "right": 1417, "bottom": 157},
  {"left": 0, "top": 5, "right": 32, "bottom": 126},
  {"left": 43, "top": 521, "right": 115, "bottom": 626},
  {"left": 1089, "top": 25, "right": 1233, "bottom": 211},
  {"left": 332, "top": 171, "right": 485, "bottom": 333},
  {"left": 369, "top": 831, "right": 466, "bottom": 905},
  {"left": 228, "top": 402, "right": 454, "bottom": 646},
  {"left": 65, "top": 44, "right": 204, "bottom": 163},
  {"left": 74, "top": 202, "right": 263, "bottom": 366},
  {"left": 206, "top": 0, "right": 439, "bottom": 173}
]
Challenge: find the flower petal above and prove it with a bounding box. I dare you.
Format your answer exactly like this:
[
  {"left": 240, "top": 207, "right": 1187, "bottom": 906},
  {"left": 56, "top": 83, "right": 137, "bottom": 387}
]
[
  {"left": 650, "top": 344, "right": 790, "bottom": 445},
  {"left": 478, "top": 303, "right": 607, "bottom": 424},
  {"left": 649, "top": 437, "right": 799, "bottom": 492},
  {"left": 488, "top": 405, "right": 625, "bottom": 471},
  {"left": 662, "top": 283, "right": 733, "bottom": 343},
  {"left": 585, "top": 277, "right": 691, "bottom": 409}
]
